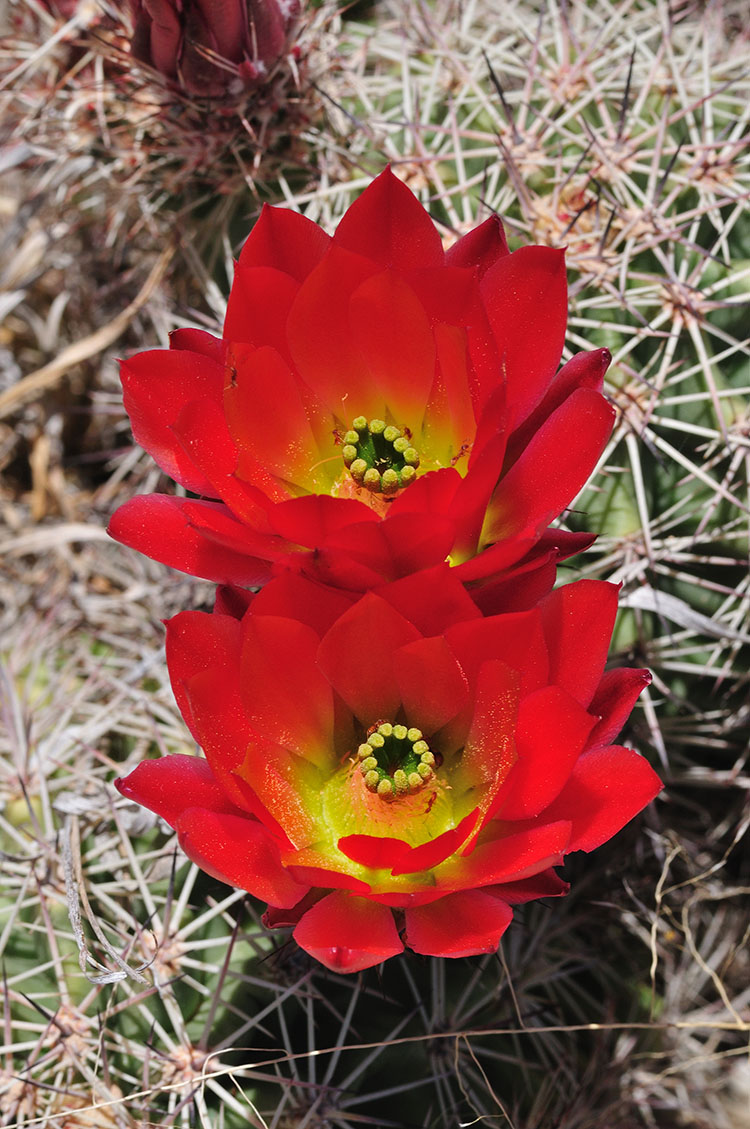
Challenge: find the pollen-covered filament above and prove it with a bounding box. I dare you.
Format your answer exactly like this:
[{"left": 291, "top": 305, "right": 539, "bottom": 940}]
[
  {"left": 355, "top": 722, "right": 437, "bottom": 802},
  {"left": 342, "top": 417, "right": 419, "bottom": 495}
]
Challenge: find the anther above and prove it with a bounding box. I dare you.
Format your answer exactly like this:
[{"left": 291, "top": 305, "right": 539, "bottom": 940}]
[
  {"left": 378, "top": 723, "right": 393, "bottom": 738},
  {"left": 383, "top": 425, "right": 401, "bottom": 443},
  {"left": 407, "top": 728, "right": 422, "bottom": 743},
  {"left": 408, "top": 772, "right": 423, "bottom": 792},
  {"left": 369, "top": 419, "right": 386, "bottom": 436},
  {"left": 352, "top": 416, "right": 367, "bottom": 431},
  {"left": 350, "top": 458, "right": 367, "bottom": 482},
  {"left": 344, "top": 430, "right": 360, "bottom": 445},
  {"left": 413, "top": 740, "right": 429, "bottom": 756},
  {"left": 393, "top": 724, "right": 408, "bottom": 741},
  {"left": 342, "top": 444, "right": 357, "bottom": 466},
  {"left": 364, "top": 770, "right": 380, "bottom": 791},
  {"left": 381, "top": 469, "right": 399, "bottom": 495},
  {"left": 419, "top": 750, "right": 436, "bottom": 768},
  {"left": 401, "top": 466, "right": 417, "bottom": 486},
  {"left": 393, "top": 769, "right": 408, "bottom": 793},
  {"left": 377, "top": 779, "right": 394, "bottom": 800},
  {"left": 363, "top": 468, "right": 381, "bottom": 492},
  {"left": 368, "top": 732, "right": 385, "bottom": 749},
  {"left": 417, "top": 763, "right": 433, "bottom": 780},
  {"left": 360, "top": 756, "right": 378, "bottom": 773}
]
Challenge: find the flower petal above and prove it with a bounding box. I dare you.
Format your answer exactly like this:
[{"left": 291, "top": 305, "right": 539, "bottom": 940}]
[
  {"left": 333, "top": 167, "right": 444, "bottom": 270},
  {"left": 395, "top": 635, "right": 470, "bottom": 733},
  {"left": 537, "top": 745, "right": 662, "bottom": 852},
  {"left": 540, "top": 579, "right": 620, "bottom": 707},
  {"left": 293, "top": 891, "right": 403, "bottom": 973},
  {"left": 115, "top": 755, "right": 241, "bottom": 826},
  {"left": 241, "top": 614, "right": 334, "bottom": 765},
  {"left": 480, "top": 246, "right": 567, "bottom": 427},
  {"left": 375, "top": 563, "right": 481, "bottom": 636},
  {"left": 175, "top": 807, "right": 309, "bottom": 908},
  {"left": 405, "top": 890, "right": 513, "bottom": 957},
  {"left": 587, "top": 668, "right": 652, "bottom": 749},
  {"left": 120, "top": 349, "right": 223, "bottom": 495},
  {"left": 108, "top": 495, "right": 274, "bottom": 586},
  {"left": 286, "top": 245, "right": 382, "bottom": 420},
  {"left": 224, "top": 344, "right": 322, "bottom": 489},
  {"left": 489, "top": 869, "right": 569, "bottom": 904},
  {"left": 348, "top": 269, "right": 435, "bottom": 428},
  {"left": 165, "top": 609, "right": 242, "bottom": 741},
  {"left": 445, "top": 214, "right": 509, "bottom": 275},
  {"left": 224, "top": 266, "right": 299, "bottom": 356},
  {"left": 317, "top": 593, "right": 420, "bottom": 725},
  {"left": 238, "top": 203, "right": 331, "bottom": 280},
  {"left": 496, "top": 686, "right": 597, "bottom": 820},
  {"left": 481, "top": 388, "right": 615, "bottom": 549}
]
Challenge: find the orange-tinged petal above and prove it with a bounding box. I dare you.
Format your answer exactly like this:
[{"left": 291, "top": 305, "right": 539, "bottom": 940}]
[{"left": 348, "top": 269, "right": 435, "bottom": 430}]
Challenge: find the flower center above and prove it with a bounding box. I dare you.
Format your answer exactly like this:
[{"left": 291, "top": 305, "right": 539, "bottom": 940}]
[
  {"left": 341, "top": 417, "right": 420, "bottom": 495},
  {"left": 355, "top": 722, "right": 437, "bottom": 802}
]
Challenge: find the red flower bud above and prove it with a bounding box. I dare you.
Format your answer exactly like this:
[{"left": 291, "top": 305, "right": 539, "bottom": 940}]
[{"left": 129, "top": 0, "right": 300, "bottom": 96}]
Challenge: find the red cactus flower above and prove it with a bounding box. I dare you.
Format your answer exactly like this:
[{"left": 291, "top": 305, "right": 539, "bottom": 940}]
[
  {"left": 129, "top": 0, "right": 299, "bottom": 97},
  {"left": 115, "top": 567, "right": 661, "bottom": 973},
  {"left": 109, "top": 169, "right": 615, "bottom": 605}
]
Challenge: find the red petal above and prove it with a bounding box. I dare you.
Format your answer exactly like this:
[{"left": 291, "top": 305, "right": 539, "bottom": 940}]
[
  {"left": 108, "top": 495, "right": 274, "bottom": 586},
  {"left": 333, "top": 167, "right": 444, "bottom": 270},
  {"left": 482, "top": 388, "right": 615, "bottom": 548},
  {"left": 540, "top": 579, "right": 620, "bottom": 707},
  {"left": 120, "top": 349, "right": 223, "bottom": 495},
  {"left": 480, "top": 246, "right": 568, "bottom": 427},
  {"left": 587, "top": 668, "right": 651, "bottom": 749},
  {"left": 250, "top": 572, "right": 356, "bottom": 638},
  {"left": 459, "top": 660, "right": 520, "bottom": 834},
  {"left": 348, "top": 269, "right": 435, "bottom": 428},
  {"left": 338, "top": 808, "right": 479, "bottom": 876},
  {"left": 317, "top": 593, "right": 420, "bottom": 725},
  {"left": 374, "top": 563, "right": 481, "bottom": 636},
  {"left": 497, "top": 686, "right": 597, "bottom": 820},
  {"left": 395, "top": 635, "right": 470, "bottom": 733},
  {"left": 405, "top": 890, "right": 513, "bottom": 957},
  {"left": 504, "top": 347, "right": 612, "bottom": 466},
  {"left": 422, "top": 324, "right": 477, "bottom": 463},
  {"left": 238, "top": 203, "right": 331, "bottom": 280},
  {"left": 445, "top": 214, "right": 509, "bottom": 275},
  {"left": 173, "top": 399, "right": 272, "bottom": 525},
  {"left": 166, "top": 609, "right": 242, "bottom": 741},
  {"left": 445, "top": 608, "right": 549, "bottom": 700},
  {"left": 467, "top": 549, "right": 557, "bottom": 615},
  {"left": 169, "top": 328, "right": 225, "bottom": 363},
  {"left": 214, "top": 584, "right": 255, "bottom": 619},
  {"left": 241, "top": 614, "right": 334, "bottom": 764},
  {"left": 224, "top": 267, "right": 299, "bottom": 356},
  {"left": 115, "top": 755, "right": 240, "bottom": 827},
  {"left": 489, "top": 869, "right": 569, "bottom": 904},
  {"left": 537, "top": 745, "right": 662, "bottom": 852},
  {"left": 175, "top": 808, "right": 309, "bottom": 908},
  {"left": 268, "top": 494, "right": 379, "bottom": 549},
  {"left": 293, "top": 892, "right": 403, "bottom": 972},
  {"left": 224, "top": 344, "right": 321, "bottom": 489},
  {"left": 439, "top": 821, "right": 571, "bottom": 891},
  {"left": 286, "top": 245, "right": 382, "bottom": 420}
]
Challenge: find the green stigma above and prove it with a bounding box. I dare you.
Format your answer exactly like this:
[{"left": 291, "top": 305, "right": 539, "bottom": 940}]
[
  {"left": 342, "top": 417, "right": 419, "bottom": 495},
  {"left": 355, "top": 722, "right": 437, "bottom": 802}
]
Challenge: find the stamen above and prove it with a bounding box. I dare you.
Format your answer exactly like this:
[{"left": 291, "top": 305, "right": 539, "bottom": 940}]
[
  {"left": 342, "top": 417, "right": 421, "bottom": 495},
  {"left": 356, "top": 720, "right": 440, "bottom": 802}
]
